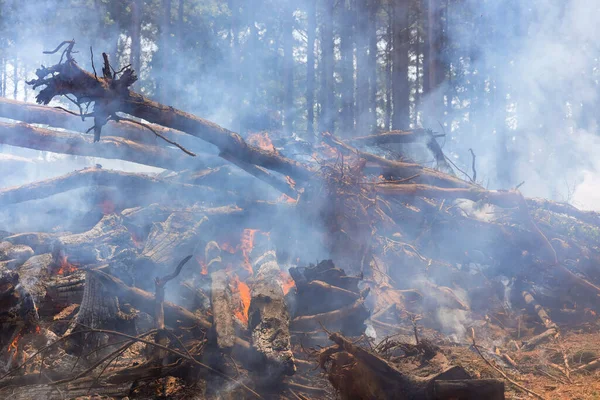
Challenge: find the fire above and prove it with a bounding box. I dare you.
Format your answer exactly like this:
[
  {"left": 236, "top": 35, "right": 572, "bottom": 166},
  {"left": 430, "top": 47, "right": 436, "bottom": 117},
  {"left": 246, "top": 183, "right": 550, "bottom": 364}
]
[
  {"left": 279, "top": 271, "right": 296, "bottom": 296},
  {"left": 197, "top": 256, "right": 208, "bottom": 275},
  {"left": 241, "top": 229, "right": 258, "bottom": 275},
  {"left": 231, "top": 275, "right": 251, "bottom": 325},
  {"left": 277, "top": 194, "right": 297, "bottom": 204},
  {"left": 247, "top": 132, "right": 275, "bottom": 152},
  {"left": 7, "top": 330, "right": 23, "bottom": 353},
  {"left": 35, "top": 326, "right": 41, "bottom": 334},
  {"left": 56, "top": 255, "right": 78, "bottom": 275},
  {"left": 221, "top": 242, "right": 236, "bottom": 254}
]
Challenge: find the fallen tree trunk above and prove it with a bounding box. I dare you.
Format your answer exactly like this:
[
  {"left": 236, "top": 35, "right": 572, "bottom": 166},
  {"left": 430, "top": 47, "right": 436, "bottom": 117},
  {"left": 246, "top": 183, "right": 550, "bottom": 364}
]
[
  {"left": 27, "top": 45, "right": 312, "bottom": 182},
  {"left": 0, "top": 167, "right": 230, "bottom": 207},
  {"left": 0, "top": 121, "right": 220, "bottom": 171},
  {"left": 348, "top": 129, "right": 455, "bottom": 175},
  {"left": 0, "top": 97, "right": 209, "bottom": 153}
]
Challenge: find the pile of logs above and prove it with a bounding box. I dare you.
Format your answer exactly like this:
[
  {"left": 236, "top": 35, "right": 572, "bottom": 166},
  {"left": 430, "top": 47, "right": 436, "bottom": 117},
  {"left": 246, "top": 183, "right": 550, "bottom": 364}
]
[{"left": 0, "top": 40, "right": 598, "bottom": 399}]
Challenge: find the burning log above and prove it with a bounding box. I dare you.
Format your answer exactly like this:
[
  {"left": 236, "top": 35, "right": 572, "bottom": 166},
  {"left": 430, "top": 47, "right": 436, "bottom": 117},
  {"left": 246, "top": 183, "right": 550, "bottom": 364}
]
[
  {"left": 0, "top": 121, "right": 219, "bottom": 171},
  {"left": 205, "top": 242, "right": 236, "bottom": 351},
  {"left": 248, "top": 246, "right": 296, "bottom": 380}
]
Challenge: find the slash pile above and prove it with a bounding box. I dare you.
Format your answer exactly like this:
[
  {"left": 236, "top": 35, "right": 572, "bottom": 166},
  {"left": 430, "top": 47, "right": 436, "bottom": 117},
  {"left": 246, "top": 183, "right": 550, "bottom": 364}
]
[{"left": 0, "top": 41, "right": 598, "bottom": 399}]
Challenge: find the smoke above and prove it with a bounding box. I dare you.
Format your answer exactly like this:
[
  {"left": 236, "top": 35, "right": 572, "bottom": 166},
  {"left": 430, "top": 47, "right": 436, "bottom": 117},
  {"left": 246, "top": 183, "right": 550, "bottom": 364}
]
[{"left": 441, "top": 0, "right": 600, "bottom": 208}]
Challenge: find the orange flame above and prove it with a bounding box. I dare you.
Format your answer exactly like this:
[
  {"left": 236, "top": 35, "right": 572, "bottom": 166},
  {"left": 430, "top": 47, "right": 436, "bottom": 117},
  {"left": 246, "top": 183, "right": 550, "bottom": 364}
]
[
  {"left": 231, "top": 275, "right": 251, "bottom": 325},
  {"left": 7, "top": 330, "right": 22, "bottom": 353},
  {"left": 35, "top": 326, "right": 41, "bottom": 334},
  {"left": 247, "top": 132, "right": 275, "bottom": 152},
  {"left": 241, "top": 229, "right": 258, "bottom": 275},
  {"left": 279, "top": 271, "right": 296, "bottom": 296},
  {"left": 221, "top": 242, "right": 236, "bottom": 254},
  {"left": 57, "top": 255, "right": 78, "bottom": 276},
  {"left": 197, "top": 256, "right": 208, "bottom": 275}
]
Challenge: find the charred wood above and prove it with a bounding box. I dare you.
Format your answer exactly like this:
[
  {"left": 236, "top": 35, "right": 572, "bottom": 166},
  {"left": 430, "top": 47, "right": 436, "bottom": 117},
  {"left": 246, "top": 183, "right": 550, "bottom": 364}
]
[{"left": 248, "top": 250, "right": 296, "bottom": 380}]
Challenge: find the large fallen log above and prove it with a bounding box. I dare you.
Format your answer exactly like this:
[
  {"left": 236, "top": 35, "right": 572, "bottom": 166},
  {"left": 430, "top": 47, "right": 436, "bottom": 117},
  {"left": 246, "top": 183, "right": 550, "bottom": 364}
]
[
  {"left": 0, "top": 97, "right": 209, "bottom": 153},
  {"left": 0, "top": 167, "right": 230, "bottom": 207},
  {"left": 26, "top": 42, "right": 312, "bottom": 182},
  {"left": 0, "top": 121, "right": 220, "bottom": 171}
]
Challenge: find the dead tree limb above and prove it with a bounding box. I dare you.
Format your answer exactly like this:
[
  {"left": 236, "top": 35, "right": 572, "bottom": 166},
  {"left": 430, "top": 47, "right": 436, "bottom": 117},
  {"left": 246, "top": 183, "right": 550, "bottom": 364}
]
[
  {"left": 26, "top": 43, "right": 312, "bottom": 182},
  {"left": 0, "top": 121, "right": 219, "bottom": 171},
  {"left": 0, "top": 167, "right": 230, "bottom": 206},
  {"left": 0, "top": 97, "right": 210, "bottom": 153}
]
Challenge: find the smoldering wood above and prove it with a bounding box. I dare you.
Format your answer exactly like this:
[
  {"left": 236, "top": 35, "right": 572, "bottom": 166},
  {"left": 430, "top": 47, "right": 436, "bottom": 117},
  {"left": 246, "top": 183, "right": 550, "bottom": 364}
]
[
  {"left": 3, "top": 233, "right": 59, "bottom": 255},
  {"left": 248, "top": 250, "right": 296, "bottom": 380},
  {"left": 521, "top": 290, "right": 557, "bottom": 330},
  {"left": 0, "top": 243, "right": 34, "bottom": 265},
  {"left": 52, "top": 213, "right": 134, "bottom": 265},
  {"left": 89, "top": 269, "right": 252, "bottom": 355},
  {"left": 0, "top": 121, "right": 221, "bottom": 171},
  {"left": 137, "top": 214, "right": 208, "bottom": 284},
  {"left": 205, "top": 242, "right": 235, "bottom": 352}
]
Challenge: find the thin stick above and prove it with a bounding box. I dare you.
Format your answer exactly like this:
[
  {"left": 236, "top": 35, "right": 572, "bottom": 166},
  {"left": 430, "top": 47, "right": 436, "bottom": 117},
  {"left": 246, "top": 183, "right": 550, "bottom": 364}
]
[
  {"left": 468, "top": 148, "right": 477, "bottom": 182},
  {"left": 90, "top": 46, "right": 98, "bottom": 81},
  {"left": 114, "top": 115, "right": 196, "bottom": 157},
  {"left": 470, "top": 328, "right": 545, "bottom": 400},
  {"left": 75, "top": 325, "right": 262, "bottom": 399}
]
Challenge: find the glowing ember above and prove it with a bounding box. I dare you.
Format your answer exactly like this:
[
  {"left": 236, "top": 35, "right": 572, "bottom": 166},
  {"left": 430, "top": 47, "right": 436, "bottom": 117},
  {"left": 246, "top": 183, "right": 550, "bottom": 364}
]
[
  {"left": 221, "top": 242, "right": 236, "bottom": 254},
  {"left": 35, "top": 326, "right": 41, "bottom": 334},
  {"left": 241, "top": 229, "right": 258, "bottom": 275},
  {"left": 56, "top": 255, "right": 78, "bottom": 276},
  {"left": 279, "top": 271, "right": 296, "bottom": 296},
  {"left": 247, "top": 132, "right": 275, "bottom": 152},
  {"left": 285, "top": 176, "right": 296, "bottom": 189},
  {"left": 231, "top": 275, "right": 251, "bottom": 325},
  {"left": 197, "top": 256, "right": 208, "bottom": 275},
  {"left": 277, "top": 194, "right": 297, "bottom": 204}
]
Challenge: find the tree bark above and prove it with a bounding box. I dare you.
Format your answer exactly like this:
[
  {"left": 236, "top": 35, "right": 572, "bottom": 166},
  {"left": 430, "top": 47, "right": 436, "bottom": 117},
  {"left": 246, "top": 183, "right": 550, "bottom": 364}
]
[
  {"left": 282, "top": 3, "right": 295, "bottom": 136},
  {"left": 27, "top": 54, "right": 312, "bottom": 181},
  {"left": 340, "top": 0, "right": 355, "bottom": 136},
  {"left": 130, "top": 0, "right": 143, "bottom": 84},
  {"left": 305, "top": 0, "right": 316, "bottom": 138},
  {"left": 0, "top": 97, "right": 210, "bottom": 154},
  {"left": 392, "top": 1, "right": 410, "bottom": 130},
  {"left": 0, "top": 121, "right": 216, "bottom": 171},
  {"left": 319, "top": 0, "right": 335, "bottom": 134},
  {"left": 0, "top": 167, "right": 227, "bottom": 207},
  {"left": 367, "top": 0, "right": 379, "bottom": 133}
]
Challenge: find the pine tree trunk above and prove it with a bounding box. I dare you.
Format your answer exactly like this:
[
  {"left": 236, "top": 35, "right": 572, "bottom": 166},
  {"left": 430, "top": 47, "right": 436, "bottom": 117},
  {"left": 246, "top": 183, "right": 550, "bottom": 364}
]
[
  {"left": 319, "top": 0, "right": 335, "bottom": 134},
  {"left": 12, "top": 55, "right": 18, "bottom": 100},
  {"left": 283, "top": 4, "right": 295, "bottom": 136},
  {"left": 392, "top": 1, "right": 410, "bottom": 129},
  {"left": 340, "top": 0, "right": 355, "bottom": 136},
  {"left": 305, "top": 0, "right": 316, "bottom": 139},
  {"left": 385, "top": 10, "right": 392, "bottom": 131},
  {"left": 425, "top": 0, "right": 445, "bottom": 122},
  {"left": 130, "top": 0, "right": 143, "bottom": 83},
  {"left": 355, "top": 0, "right": 369, "bottom": 136},
  {"left": 157, "top": 0, "right": 172, "bottom": 103},
  {"left": 367, "top": 0, "right": 379, "bottom": 133}
]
